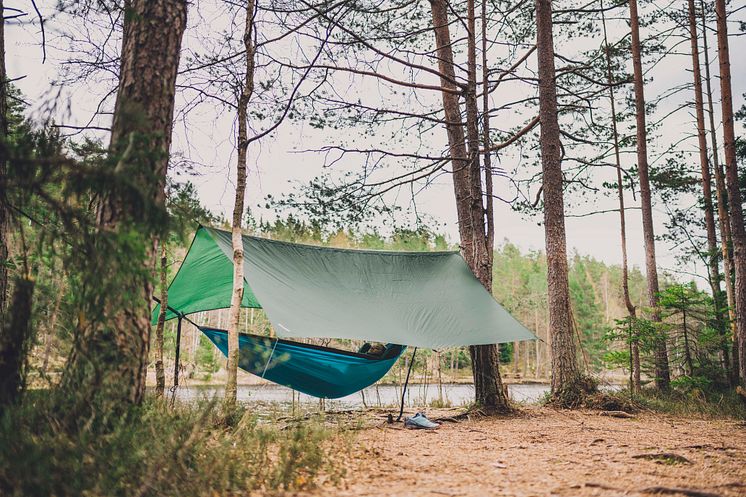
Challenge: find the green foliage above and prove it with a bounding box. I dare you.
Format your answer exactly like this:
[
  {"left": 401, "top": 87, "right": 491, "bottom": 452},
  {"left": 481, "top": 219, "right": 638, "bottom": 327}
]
[
  {"left": 602, "top": 350, "right": 630, "bottom": 371},
  {"left": 568, "top": 254, "right": 611, "bottom": 369},
  {"left": 605, "top": 315, "right": 659, "bottom": 351},
  {"left": 166, "top": 180, "right": 220, "bottom": 244},
  {"left": 195, "top": 335, "right": 220, "bottom": 373},
  {"left": 0, "top": 395, "right": 346, "bottom": 496},
  {"left": 670, "top": 375, "right": 712, "bottom": 393},
  {"left": 658, "top": 283, "right": 725, "bottom": 383},
  {"left": 633, "top": 388, "right": 746, "bottom": 420},
  {"left": 492, "top": 242, "right": 650, "bottom": 372}
]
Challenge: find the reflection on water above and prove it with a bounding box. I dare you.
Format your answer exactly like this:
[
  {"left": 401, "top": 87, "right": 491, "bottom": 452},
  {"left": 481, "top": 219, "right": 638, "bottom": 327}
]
[{"left": 170, "top": 382, "right": 555, "bottom": 408}]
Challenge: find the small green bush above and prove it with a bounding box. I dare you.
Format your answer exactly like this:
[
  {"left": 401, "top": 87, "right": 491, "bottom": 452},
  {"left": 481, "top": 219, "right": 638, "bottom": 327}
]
[{"left": 0, "top": 394, "right": 347, "bottom": 497}]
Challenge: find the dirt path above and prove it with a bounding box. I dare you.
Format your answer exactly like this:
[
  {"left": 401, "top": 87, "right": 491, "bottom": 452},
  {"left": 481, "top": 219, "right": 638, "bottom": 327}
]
[{"left": 312, "top": 407, "right": 745, "bottom": 497}]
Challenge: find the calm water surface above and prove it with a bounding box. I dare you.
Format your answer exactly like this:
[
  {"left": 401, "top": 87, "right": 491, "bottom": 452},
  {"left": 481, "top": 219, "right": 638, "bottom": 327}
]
[{"left": 172, "top": 382, "right": 554, "bottom": 408}]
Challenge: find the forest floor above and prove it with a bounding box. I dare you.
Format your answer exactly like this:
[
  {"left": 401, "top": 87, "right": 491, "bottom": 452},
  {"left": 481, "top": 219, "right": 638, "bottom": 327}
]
[{"left": 304, "top": 406, "right": 746, "bottom": 497}]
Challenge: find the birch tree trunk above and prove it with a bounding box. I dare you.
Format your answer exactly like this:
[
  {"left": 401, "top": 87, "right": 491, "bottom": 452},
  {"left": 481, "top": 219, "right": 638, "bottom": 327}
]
[
  {"left": 535, "top": 0, "right": 582, "bottom": 401},
  {"left": 714, "top": 0, "right": 746, "bottom": 385},
  {"left": 629, "top": 0, "right": 670, "bottom": 390},
  {"left": 226, "top": 0, "right": 256, "bottom": 405},
  {"left": 62, "top": 0, "right": 187, "bottom": 407},
  {"left": 687, "top": 0, "right": 730, "bottom": 376},
  {"left": 700, "top": 1, "right": 737, "bottom": 384},
  {"left": 430, "top": 0, "right": 510, "bottom": 412}
]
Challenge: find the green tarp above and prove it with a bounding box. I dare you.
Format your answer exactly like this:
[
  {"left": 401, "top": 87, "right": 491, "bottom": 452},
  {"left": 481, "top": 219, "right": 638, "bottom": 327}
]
[{"left": 153, "top": 226, "right": 536, "bottom": 349}]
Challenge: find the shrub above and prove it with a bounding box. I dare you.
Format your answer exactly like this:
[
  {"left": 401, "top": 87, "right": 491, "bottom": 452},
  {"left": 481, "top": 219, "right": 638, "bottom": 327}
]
[{"left": 0, "top": 394, "right": 347, "bottom": 497}]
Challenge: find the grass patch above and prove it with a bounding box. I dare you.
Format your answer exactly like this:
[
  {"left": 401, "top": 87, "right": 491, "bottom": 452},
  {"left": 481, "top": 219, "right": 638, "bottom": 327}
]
[
  {"left": 573, "top": 386, "right": 746, "bottom": 420},
  {"left": 0, "top": 393, "right": 350, "bottom": 497},
  {"left": 634, "top": 388, "right": 746, "bottom": 420},
  {"left": 429, "top": 397, "right": 452, "bottom": 408}
]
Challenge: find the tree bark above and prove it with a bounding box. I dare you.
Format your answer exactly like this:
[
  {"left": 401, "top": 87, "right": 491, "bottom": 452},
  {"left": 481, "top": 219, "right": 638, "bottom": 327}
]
[
  {"left": 682, "top": 309, "right": 694, "bottom": 376},
  {"left": 714, "top": 0, "right": 746, "bottom": 385},
  {"left": 535, "top": 0, "right": 581, "bottom": 400},
  {"left": 700, "top": 1, "right": 738, "bottom": 384},
  {"left": 63, "top": 0, "right": 187, "bottom": 407},
  {"left": 481, "top": 0, "right": 494, "bottom": 261},
  {"left": 430, "top": 0, "right": 510, "bottom": 412},
  {"left": 688, "top": 0, "right": 730, "bottom": 377},
  {"left": 0, "top": 278, "right": 34, "bottom": 408},
  {"left": 601, "top": 2, "right": 640, "bottom": 392},
  {"left": 629, "top": 0, "right": 670, "bottom": 390},
  {"left": 0, "top": 0, "right": 8, "bottom": 322},
  {"left": 226, "top": 0, "right": 256, "bottom": 406},
  {"left": 154, "top": 241, "right": 168, "bottom": 397}
]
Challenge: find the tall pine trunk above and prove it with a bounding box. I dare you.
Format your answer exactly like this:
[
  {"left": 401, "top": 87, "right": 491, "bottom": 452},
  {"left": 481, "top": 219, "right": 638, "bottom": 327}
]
[
  {"left": 226, "top": 0, "right": 256, "bottom": 405},
  {"left": 601, "top": 4, "right": 640, "bottom": 392},
  {"left": 535, "top": 0, "right": 582, "bottom": 401},
  {"left": 688, "top": 0, "right": 730, "bottom": 376},
  {"left": 62, "top": 0, "right": 187, "bottom": 407},
  {"left": 714, "top": 0, "right": 746, "bottom": 385},
  {"left": 629, "top": 0, "right": 670, "bottom": 390},
  {"left": 430, "top": 0, "right": 510, "bottom": 412},
  {"left": 700, "top": 1, "right": 738, "bottom": 384}
]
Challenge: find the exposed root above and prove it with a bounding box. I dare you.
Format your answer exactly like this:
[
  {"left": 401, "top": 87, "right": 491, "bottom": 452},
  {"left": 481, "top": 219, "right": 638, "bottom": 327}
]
[
  {"left": 632, "top": 453, "right": 692, "bottom": 465},
  {"left": 598, "top": 410, "right": 636, "bottom": 419},
  {"left": 641, "top": 486, "right": 720, "bottom": 497},
  {"left": 545, "top": 375, "right": 598, "bottom": 409}
]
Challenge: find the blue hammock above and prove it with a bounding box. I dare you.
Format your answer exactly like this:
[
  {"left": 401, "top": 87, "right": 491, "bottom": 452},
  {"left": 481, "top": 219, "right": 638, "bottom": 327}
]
[{"left": 200, "top": 327, "right": 405, "bottom": 399}]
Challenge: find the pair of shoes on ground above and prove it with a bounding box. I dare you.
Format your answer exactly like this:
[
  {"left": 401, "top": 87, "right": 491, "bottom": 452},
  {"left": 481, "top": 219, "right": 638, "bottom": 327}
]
[{"left": 404, "top": 412, "right": 440, "bottom": 429}]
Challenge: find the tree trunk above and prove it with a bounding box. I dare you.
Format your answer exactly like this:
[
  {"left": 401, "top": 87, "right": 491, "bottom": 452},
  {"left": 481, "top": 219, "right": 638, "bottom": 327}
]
[
  {"left": 535, "top": 0, "right": 581, "bottom": 401},
  {"left": 714, "top": 0, "right": 746, "bottom": 385},
  {"left": 0, "top": 278, "right": 34, "bottom": 408},
  {"left": 226, "top": 0, "right": 256, "bottom": 406},
  {"left": 629, "top": 0, "right": 670, "bottom": 390},
  {"left": 700, "top": 1, "right": 738, "bottom": 385},
  {"left": 62, "top": 0, "right": 187, "bottom": 407},
  {"left": 430, "top": 0, "right": 510, "bottom": 412},
  {"left": 481, "top": 0, "right": 494, "bottom": 261},
  {"left": 682, "top": 309, "right": 694, "bottom": 376},
  {"left": 601, "top": 3, "right": 640, "bottom": 392},
  {"left": 154, "top": 241, "right": 168, "bottom": 397},
  {"left": 0, "top": 0, "right": 8, "bottom": 322},
  {"left": 688, "top": 0, "right": 730, "bottom": 377}
]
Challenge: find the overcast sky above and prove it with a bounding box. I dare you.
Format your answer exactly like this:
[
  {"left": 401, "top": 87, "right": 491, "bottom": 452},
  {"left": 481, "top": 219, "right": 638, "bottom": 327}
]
[{"left": 5, "top": 1, "right": 746, "bottom": 284}]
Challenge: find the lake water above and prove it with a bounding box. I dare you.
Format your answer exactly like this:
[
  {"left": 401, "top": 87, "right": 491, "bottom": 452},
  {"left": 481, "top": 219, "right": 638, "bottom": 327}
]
[{"left": 171, "top": 382, "right": 555, "bottom": 408}]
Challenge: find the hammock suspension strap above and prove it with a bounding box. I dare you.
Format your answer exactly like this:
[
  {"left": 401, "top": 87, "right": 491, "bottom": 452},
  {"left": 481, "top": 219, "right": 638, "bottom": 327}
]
[
  {"left": 397, "top": 347, "right": 418, "bottom": 422},
  {"left": 261, "top": 338, "right": 279, "bottom": 379}
]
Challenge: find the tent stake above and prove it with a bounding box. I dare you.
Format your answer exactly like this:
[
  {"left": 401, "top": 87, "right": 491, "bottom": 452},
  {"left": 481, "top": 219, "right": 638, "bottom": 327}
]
[{"left": 396, "top": 347, "right": 417, "bottom": 422}]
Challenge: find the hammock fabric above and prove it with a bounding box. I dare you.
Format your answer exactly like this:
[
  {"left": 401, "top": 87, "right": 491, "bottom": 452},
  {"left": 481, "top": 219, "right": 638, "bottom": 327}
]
[
  {"left": 200, "top": 327, "right": 405, "bottom": 398},
  {"left": 154, "top": 226, "right": 535, "bottom": 398}
]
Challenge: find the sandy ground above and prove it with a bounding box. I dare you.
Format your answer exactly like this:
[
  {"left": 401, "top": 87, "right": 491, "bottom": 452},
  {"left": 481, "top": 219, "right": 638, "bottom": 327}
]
[{"left": 310, "top": 407, "right": 745, "bottom": 497}]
